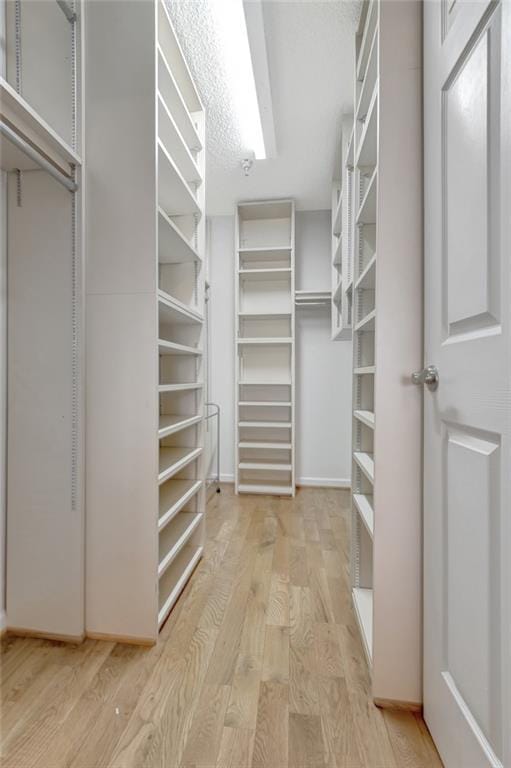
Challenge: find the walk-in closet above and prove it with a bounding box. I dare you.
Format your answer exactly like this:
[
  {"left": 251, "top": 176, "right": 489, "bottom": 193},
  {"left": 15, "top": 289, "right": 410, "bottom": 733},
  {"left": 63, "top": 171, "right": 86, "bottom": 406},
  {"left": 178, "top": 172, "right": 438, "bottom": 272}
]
[{"left": 2, "top": 1, "right": 510, "bottom": 767}]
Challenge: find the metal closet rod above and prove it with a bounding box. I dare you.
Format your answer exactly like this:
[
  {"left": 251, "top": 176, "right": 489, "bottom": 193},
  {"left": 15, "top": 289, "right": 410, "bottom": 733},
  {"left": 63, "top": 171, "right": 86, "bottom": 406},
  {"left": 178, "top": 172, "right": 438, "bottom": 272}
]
[
  {"left": 0, "top": 122, "right": 78, "bottom": 193},
  {"left": 56, "top": 0, "right": 76, "bottom": 23}
]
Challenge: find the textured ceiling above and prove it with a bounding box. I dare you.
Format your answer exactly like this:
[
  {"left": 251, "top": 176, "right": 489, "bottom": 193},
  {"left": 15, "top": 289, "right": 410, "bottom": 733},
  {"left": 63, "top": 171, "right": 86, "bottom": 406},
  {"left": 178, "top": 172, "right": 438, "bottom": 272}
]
[{"left": 166, "top": 0, "right": 361, "bottom": 215}]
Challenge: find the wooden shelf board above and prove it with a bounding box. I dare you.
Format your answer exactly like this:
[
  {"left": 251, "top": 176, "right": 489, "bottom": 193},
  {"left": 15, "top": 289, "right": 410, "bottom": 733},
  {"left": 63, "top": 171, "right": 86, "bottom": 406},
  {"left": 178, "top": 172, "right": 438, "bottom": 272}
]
[
  {"left": 239, "top": 421, "right": 291, "bottom": 429},
  {"left": 238, "top": 311, "right": 291, "bottom": 319},
  {"left": 158, "top": 339, "right": 202, "bottom": 356},
  {"left": 240, "top": 381, "right": 292, "bottom": 387},
  {"left": 157, "top": 45, "right": 202, "bottom": 153},
  {"left": 239, "top": 441, "right": 292, "bottom": 450},
  {"left": 158, "top": 545, "right": 203, "bottom": 628},
  {"left": 158, "top": 511, "right": 203, "bottom": 578},
  {"left": 237, "top": 337, "right": 292, "bottom": 345},
  {"left": 356, "top": 0, "right": 377, "bottom": 81},
  {"left": 332, "top": 193, "right": 343, "bottom": 236},
  {"left": 159, "top": 382, "right": 203, "bottom": 393},
  {"left": 238, "top": 483, "right": 293, "bottom": 496},
  {"left": 356, "top": 168, "right": 377, "bottom": 226},
  {"left": 333, "top": 279, "right": 343, "bottom": 304},
  {"left": 158, "top": 208, "right": 201, "bottom": 264},
  {"left": 158, "top": 139, "right": 200, "bottom": 216},
  {"left": 354, "top": 365, "right": 375, "bottom": 375},
  {"left": 239, "top": 461, "right": 292, "bottom": 471},
  {"left": 356, "top": 24, "right": 378, "bottom": 122},
  {"left": 352, "top": 587, "right": 373, "bottom": 664},
  {"left": 355, "top": 254, "right": 376, "bottom": 290},
  {"left": 158, "top": 0, "right": 203, "bottom": 113},
  {"left": 239, "top": 401, "right": 292, "bottom": 407},
  {"left": 238, "top": 246, "right": 291, "bottom": 253},
  {"left": 158, "top": 289, "right": 203, "bottom": 325},
  {"left": 355, "top": 86, "right": 378, "bottom": 170},
  {"left": 353, "top": 493, "right": 374, "bottom": 538},
  {"left": 354, "top": 409, "right": 375, "bottom": 429},
  {"left": 159, "top": 413, "right": 202, "bottom": 439},
  {"left": 353, "top": 451, "right": 375, "bottom": 484},
  {"left": 355, "top": 309, "right": 376, "bottom": 332},
  {"left": 332, "top": 235, "right": 342, "bottom": 266},
  {"left": 158, "top": 93, "right": 201, "bottom": 185},
  {"left": 158, "top": 479, "right": 202, "bottom": 531},
  {"left": 158, "top": 446, "right": 203, "bottom": 485},
  {"left": 239, "top": 268, "right": 292, "bottom": 279}
]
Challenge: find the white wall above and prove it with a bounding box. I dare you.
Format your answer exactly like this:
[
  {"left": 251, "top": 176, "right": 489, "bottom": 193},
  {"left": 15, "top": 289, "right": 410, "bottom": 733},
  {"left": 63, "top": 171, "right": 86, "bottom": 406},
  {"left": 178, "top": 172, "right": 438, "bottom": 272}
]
[
  {"left": 209, "top": 210, "right": 352, "bottom": 487},
  {"left": 0, "top": 4, "right": 7, "bottom": 633}
]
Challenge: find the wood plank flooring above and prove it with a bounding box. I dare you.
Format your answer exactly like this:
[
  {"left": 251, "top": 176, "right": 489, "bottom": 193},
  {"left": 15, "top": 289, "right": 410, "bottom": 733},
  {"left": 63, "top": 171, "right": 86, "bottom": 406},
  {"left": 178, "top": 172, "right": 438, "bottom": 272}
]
[{"left": 0, "top": 486, "right": 442, "bottom": 767}]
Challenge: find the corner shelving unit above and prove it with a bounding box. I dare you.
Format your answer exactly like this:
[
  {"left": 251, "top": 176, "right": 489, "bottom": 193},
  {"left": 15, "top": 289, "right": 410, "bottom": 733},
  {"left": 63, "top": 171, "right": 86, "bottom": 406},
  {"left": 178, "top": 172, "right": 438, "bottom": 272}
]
[
  {"left": 4, "top": 0, "right": 85, "bottom": 640},
  {"left": 331, "top": 115, "right": 354, "bottom": 340},
  {"left": 85, "top": 0, "right": 206, "bottom": 643},
  {"left": 350, "top": 0, "right": 422, "bottom": 707},
  {"left": 235, "top": 200, "right": 295, "bottom": 497}
]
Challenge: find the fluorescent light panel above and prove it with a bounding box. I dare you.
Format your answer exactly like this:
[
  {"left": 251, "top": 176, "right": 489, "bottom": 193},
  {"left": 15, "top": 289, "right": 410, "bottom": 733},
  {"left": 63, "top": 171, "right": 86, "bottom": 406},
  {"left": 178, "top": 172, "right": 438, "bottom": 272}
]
[{"left": 209, "top": 0, "right": 266, "bottom": 159}]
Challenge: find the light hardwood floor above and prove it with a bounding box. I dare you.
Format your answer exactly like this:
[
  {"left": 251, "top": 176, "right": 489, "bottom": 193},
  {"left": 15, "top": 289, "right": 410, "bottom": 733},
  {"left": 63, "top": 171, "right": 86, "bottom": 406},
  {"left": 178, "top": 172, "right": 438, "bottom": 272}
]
[{"left": 1, "top": 486, "right": 442, "bottom": 767}]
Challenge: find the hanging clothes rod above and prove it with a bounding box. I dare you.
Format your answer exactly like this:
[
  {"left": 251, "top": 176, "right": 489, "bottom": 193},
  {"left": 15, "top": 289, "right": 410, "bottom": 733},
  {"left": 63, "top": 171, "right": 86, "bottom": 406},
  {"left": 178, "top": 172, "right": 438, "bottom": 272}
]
[
  {"left": 0, "top": 121, "right": 78, "bottom": 192},
  {"left": 56, "top": 0, "right": 76, "bottom": 23}
]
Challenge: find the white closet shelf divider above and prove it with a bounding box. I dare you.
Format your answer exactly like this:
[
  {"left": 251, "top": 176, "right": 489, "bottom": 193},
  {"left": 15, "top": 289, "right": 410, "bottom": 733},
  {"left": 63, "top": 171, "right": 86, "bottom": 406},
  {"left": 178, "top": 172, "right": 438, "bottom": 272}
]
[
  {"left": 239, "top": 420, "right": 291, "bottom": 429},
  {"left": 237, "top": 483, "right": 293, "bottom": 496},
  {"left": 238, "top": 440, "right": 292, "bottom": 449},
  {"left": 158, "top": 140, "right": 200, "bottom": 215},
  {"left": 355, "top": 254, "right": 376, "bottom": 290},
  {"left": 333, "top": 279, "right": 343, "bottom": 304},
  {"left": 238, "top": 245, "right": 292, "bottom": 254},
  {"left": 158, "top": 479, "right": 203, "bottom": 532},
  {"left": 158, "top": 546, "right": 203, "bottom": 628},
  {"left": 158, "top": 289, "right": 203, "bottom": 325},
  {"left": 354, "top": 409, "right": 375, "bottom": 429},
  {"left": 332, "top": 193, "right": 343, "bottom": 236},
  {"left": 158, "top": 339, "right": 202, "bottom": 356},
  {"left": 158, "top": 413, "right": 202, "bottom": 439},
  {"left": 158, "top": 208, "right": 201, "bottom": 264},
  {"left": 158, "top": 511, "right": 203, "bottom": 578},
  {"left": 353, "top": 451, "right": 375, "bottom": 484},
  {"left": 352, "top": 587, "right": 373, "bottom": 663},
  {"left": 236, "top": 338, "right": 292, "bottom": 345},
  {"left": 354, "top": 365, "right": 375, "bottom": 375},
  {"left": 332, "top": 235, "right": 342, "bottom": 266},
  {"left": 353, "top": 493, "right": 374, "bottom": 538},
  {"left": 356, "top": 169, "right": 377, "bottom": 225},
  {"left": 158, "top": 94, "right": 201, "bottom": 185},
  {"left": 159, "top": 382, "right": 203, "bottom": 393},
  {"left": 158, "top": 446, "right": 203, "bottom": 485},
  {"left": 356, "top": 25, "right": 378, "bottom": 122},
  {"left": 239, "top": 380, "right": 292, "bottom": 387},
  {"left": 355, "top": 86, "right": 378, "bottom": 170},
  {"left": 355, "top": 309, "right": 376, "bottom": 332},
  {"left": 239, "top": 267, "right": 292, "bottom": 276},
  {"left": 355, "top": 0, "right": 377, "bottom": 80},
  {"left": 157, "top": 45, "right": 202, "bottom": 153},
  {"left": 0, "top": 77, "right": 81, "bottom": 173},
  {"left": 238, "top": 401, "right": 292, "bottom": 407},
  {"left": 238, "top": 311, "right": 291, "bottom": 319},
  {"left": 238, "top": 461, "right": 292, "bottom": 471}
]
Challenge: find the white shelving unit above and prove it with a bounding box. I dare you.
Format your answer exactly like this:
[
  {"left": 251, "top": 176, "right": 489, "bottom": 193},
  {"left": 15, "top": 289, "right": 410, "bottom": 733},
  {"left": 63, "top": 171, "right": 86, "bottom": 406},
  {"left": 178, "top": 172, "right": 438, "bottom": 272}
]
[
  {"left": 331, "top": 115, "right": 354, "bottom": 340},
  {"left": 4, "top": 0, "right": 85, "bottom": 640},
  {"left": 235, "top": 200, "right": 295, "bottom": 497},
  {"left": 349, "top": 0, "right": 422, "bottom": 707},
  {"left": 85, "top": 0, "right": 206, "bottom": 643}
]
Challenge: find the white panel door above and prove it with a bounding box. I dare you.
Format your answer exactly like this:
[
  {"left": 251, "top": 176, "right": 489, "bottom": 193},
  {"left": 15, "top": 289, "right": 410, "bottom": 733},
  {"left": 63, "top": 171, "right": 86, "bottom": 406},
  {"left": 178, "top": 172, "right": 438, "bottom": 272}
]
[{"left": 423, "top": 1, "right": 510, "bottom": 767}]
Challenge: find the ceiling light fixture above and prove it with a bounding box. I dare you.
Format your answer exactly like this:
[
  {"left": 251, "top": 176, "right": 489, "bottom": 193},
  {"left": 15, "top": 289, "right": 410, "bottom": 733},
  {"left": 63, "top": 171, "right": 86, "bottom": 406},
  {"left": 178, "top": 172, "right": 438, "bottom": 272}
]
[{"left": 209, "top": 0, "right": 266, "bottom": 160}]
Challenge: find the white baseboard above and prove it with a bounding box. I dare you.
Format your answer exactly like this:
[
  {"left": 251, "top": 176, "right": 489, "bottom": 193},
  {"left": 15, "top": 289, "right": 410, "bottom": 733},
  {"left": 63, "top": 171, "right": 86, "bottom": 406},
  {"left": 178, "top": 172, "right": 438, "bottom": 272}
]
[
  {"left": 218, "top": 474, "right": 351, "bottom": 490},
  {"left": 297, "top": 477, "right": 351, "bottom": 489}
]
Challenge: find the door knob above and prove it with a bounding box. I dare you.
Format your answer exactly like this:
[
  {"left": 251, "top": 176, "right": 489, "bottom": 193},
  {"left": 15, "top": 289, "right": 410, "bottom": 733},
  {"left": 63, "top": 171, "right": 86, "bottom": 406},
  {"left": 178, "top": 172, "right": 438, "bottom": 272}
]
[{"left": 412, "top": 365, "right": 439, "bottom": 390}]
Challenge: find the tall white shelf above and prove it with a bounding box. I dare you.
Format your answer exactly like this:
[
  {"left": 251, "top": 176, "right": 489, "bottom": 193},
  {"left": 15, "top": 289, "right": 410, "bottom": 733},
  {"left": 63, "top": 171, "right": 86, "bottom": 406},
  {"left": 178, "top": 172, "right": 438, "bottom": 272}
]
[
  {"left": 331, "top": 116, "right": 354, "bottom": 341},
  {"left": 86, "top": 0, "right": 206, "bottom": 643},
  {"left": 235, "top": 200, "right": 296, "bottom": 497},
  {"left": 3, "top": 0, "right": 85, "bottom": 640},
  {"left": 350, "top": 0, "right": 423, "bottom": 706}
]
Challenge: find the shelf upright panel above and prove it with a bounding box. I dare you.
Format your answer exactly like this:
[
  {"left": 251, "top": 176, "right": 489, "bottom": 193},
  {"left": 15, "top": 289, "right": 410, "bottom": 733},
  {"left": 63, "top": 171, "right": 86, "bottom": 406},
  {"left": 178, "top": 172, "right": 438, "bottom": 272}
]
[
  {"left": 331, "top": 114, "right": 354, "bottom": 340},
  {"left": 235, "top": 200, "right": 295, "bottom": 497}
]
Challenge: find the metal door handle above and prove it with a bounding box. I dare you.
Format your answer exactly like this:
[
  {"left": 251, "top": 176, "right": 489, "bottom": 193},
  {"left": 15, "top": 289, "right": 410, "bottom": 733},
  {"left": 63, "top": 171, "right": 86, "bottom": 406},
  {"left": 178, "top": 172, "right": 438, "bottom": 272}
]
[{"left": 412, "top": 365, "right": 439, "bottom": 390}]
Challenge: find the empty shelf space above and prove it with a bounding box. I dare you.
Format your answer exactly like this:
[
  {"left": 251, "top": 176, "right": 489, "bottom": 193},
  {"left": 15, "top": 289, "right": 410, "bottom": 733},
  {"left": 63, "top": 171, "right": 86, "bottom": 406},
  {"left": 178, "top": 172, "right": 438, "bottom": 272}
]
[
  {"left": 354, "top": 410, "right": 375, "bottom": 429},
  {"left": 355, "top": 309, "right": 376, "bottom": 332},
  {"left": 352, "top": 587, "right": 373, "bottom": 663},
  {"left": 158, "top": 208, "right": 201, "bottom": 264},
  {"left": 239, "top": 401, "right": 291, "bottom": 407},
  {"left": 357, "top": 169, "right": 377, "bottom": 226},
  {"left": 356, "top": 88, "right": 378, "bottom": 170},
  {"left": 158, "top": 511, "right": 203, "bottom": 578},
  {"left": 356, "top": 24, "right": 378, "bottom": 122},
  {"left": 354, "top": 365, "right": 375, "bottom": 375},
  {"left": 353, "top": 493, "right": 374, "bottom": 538},
  {"left": 238, "top": 483, "right": 293, "bottom": 496},
  {"left": 332, "top": 236, "right": 342, "bottom": 266},
  {"left": 159, "top": 382, "right": 203, "bottom": 393},
  {"left": 159, "top": 446, "right": 202, "bottom": 484},
  {"left": 158, "top": 140, "right": 200, "bottom": 216},
  {"left": 159, "top": 413, "right": 202, "bottom": 439},
  {"left": 159, "top": 479, "right": 202, "bottom": 531},
  {"left": 355, "top": 255, "right": 376, "bottom": 290},
  {"left": 158, "top": 289, "right": 203, "bottom": 325},
  {"left": 237, "top": 337, "right": 292, "bottom": 345},
  {"left": 353, "top": 451, "right": 375, "bottom": 484},
  {"left": 239, "top": 421, "right": 291, "bottom": 429},
  {"left": 158, "top": 545, "right": 203, "bottom": 628},
  {"left": 158, "top": 94, "right": 201, "bottom": 185},
  {"left": 157, "top": 45, "right": 202, "bottom": 153},
  {"left": 239, "top": 440, "right": 292, "bottom": 450},
  {"left": 239, "top": 460, "right": 292, "bottom": 471},
  {"left": 158, "top": 339, "right": 202, "bottom": 356},
  {"left": 332, "top": 194, "right": 343, "bottom": 236}
]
